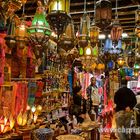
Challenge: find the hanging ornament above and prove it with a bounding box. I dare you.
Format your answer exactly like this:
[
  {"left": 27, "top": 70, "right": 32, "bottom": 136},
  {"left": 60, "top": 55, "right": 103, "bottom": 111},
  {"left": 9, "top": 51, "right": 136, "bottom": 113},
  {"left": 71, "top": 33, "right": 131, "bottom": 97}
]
[
  {"left": 95, "top": 0, "right": 112, "bottom": 29},
  {"left": 117, "top": 57, "right": 125, "bottom": 67}
]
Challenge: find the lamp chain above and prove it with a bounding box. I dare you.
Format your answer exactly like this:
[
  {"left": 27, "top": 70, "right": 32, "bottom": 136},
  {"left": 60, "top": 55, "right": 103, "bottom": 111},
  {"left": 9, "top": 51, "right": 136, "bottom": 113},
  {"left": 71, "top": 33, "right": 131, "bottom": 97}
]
[
  {"left": 115, "top": 0, "right": 118, "bottom": 19},
  {"left": 94, "top": 0, "right": 96, "bottom": 18},
  {"left": 84, "top": 0, "right": 87, "bottom": 13}
]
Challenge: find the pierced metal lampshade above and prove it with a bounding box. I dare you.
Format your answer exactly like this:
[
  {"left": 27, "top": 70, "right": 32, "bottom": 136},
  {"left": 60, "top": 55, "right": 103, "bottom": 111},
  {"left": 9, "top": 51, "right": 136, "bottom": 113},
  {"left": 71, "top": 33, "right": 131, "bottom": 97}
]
[
  {"left": 15, "top": 19, "right": 28, "bottom": 49},
  {"left": 95, "top": 0, "right": 112, "bottom": 29},
  {"left": 28, "top": 2, "right": 51, "bottom": 48},
  {"left": 90, "top": 21, "right": 99, "bottom": 46},
  {"left": 59, "top": 20, "right": 76, "bottom": 52},
  {"left": 110, "top": 19, "right": 123, "bottom": 44},
  {"left": 47, "top": 0, "right": 71, "bottom": 36},
  {"left": 78, "top": 13, "right": 90, "bottom": 48}
]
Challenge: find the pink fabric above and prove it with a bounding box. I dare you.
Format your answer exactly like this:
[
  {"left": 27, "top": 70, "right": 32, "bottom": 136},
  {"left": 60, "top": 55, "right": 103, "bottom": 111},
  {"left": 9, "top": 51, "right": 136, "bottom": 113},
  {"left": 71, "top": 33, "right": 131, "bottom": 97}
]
[{"left": 14, "top": 82, "right": 28, "bottom": 117}]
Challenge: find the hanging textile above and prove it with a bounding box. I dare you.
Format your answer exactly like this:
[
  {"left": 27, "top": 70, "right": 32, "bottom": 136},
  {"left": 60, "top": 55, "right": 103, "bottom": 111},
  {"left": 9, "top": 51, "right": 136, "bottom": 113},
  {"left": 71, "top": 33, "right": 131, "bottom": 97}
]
[
  {"left": 28, "top": 81, "right": 37, "bottom": 106},
  {"left": 0, "top": 33, "right": 6, "bottom": 85},
  {"left": 35, "top": 81, "right": 44, "bottom": 97},
  {"left": 0, "top": 85, "right": 15, "bottom": 117},
  {"left": 14, "top": 82, "right": 28, "bottom": 117}
]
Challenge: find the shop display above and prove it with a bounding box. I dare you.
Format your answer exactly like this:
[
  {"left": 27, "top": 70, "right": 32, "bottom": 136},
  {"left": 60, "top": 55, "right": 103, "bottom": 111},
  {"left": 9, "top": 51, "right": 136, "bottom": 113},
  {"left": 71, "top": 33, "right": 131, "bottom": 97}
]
[{"left": 0, "top": 0, "right": 139, "bottom": 139}]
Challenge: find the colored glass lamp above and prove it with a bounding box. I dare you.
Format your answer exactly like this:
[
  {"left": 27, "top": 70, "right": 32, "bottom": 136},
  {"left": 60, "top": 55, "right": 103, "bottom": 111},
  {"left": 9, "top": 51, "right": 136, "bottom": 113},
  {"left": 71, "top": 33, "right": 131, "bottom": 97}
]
[
  {"left": 28, "top": 1, "right": 51, "bottom": 48},
  {"left": 134, "top": 62, "right": 140, "bottom": 70},
  {"left": 110, "top": 19, "right": 123, "bottom": 45},
  {"left": 15, "top": 19, "right": 28, "bottom": 49},
  {"left": 135, "top": 25, "right": 140, "bottom": 38},
  {"left": 117, "top": 57, "right": 125, "bottom": 67},
  {"left": 90, "top": 21, "right": 99, "bottom": 46},
  {"left": 78, "top": 13, "right": 90, "bottom": 48},
  {"left": 47, "top": 0, "right": 71, "bottom": 36},
  {"left": 134, "top": 70, "right": 139, "bottom": 77},
  {"left": 59, "top": 20, "right": 76, "bottom": 52},
  {"left": 95, "top": 0, "right": 112, "bottom": 29}
]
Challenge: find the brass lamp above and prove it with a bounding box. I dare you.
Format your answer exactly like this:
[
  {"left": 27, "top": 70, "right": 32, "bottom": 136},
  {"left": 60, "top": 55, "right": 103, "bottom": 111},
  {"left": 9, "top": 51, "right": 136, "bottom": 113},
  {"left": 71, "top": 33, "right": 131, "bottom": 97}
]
[
  {"left": 117, "top": 57, "right": 125, "bottom": 67},
  {"left": 135, "top": 25, "right": 140, "bottom": 38},
  {"left": 95, "top": 0, "right": 112, "bottom": 29},
  {"left": 59, "top": 20, "right": 76, "bottom": 52},
  {"left": 78, "top": 13, "right": 90, "bottom": 48},
  {"left": 111, "top": 19, "right": 123, "bottom": 44},
  {"left": 15, "top": 19, "right": 28, "bottom": 49},
  {"left": 47, "top": 0, "right": 71, "bottom": 36}
]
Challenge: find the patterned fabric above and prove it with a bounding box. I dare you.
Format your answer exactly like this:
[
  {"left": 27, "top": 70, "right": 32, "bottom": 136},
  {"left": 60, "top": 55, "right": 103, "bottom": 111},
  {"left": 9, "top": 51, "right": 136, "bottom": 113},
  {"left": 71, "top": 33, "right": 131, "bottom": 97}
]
[
  {"left": 86, "top": 85, "right": 100, "bottom": 113},
  {"left": 35, "top": 81, "right": 44, "bottom": 97},
  {"left": 28, "top": 82, "right": 37, "bottom": 106},
  {"left": 14, "top": 82, "right": 28, "bottom": 116},
  {"left": 32, "top": 128, "right": 54, "bottom": 140}
]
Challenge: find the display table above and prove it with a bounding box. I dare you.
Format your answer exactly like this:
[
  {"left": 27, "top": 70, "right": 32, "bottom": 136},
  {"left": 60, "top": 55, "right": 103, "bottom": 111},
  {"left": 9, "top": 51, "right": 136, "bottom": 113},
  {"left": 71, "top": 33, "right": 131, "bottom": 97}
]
[{"left": 56, "top": 134, "right": 85, "bottom": 140}]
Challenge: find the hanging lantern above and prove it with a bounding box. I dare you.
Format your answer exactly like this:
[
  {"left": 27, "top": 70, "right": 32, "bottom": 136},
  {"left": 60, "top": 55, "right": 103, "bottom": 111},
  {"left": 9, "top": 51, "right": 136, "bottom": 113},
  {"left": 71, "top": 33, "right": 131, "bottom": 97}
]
[
  {"left": 135, "top": 7, "right": 140, "bottom": 25},
  {"left": 90, "top": 21, "right": 99, "bottom": 46},
  {"left": 134, "top": 62, "right": 140, "bottom": 70},
  {"left": 28, "top": 1, "right": 51, "bottom": 48},
  {"left": 127, "top": 51, "right": 135, "bottom": 68},
  {"left": 110, "top": 19, "right": 123, "bottom": 44},
  {"left": 47, "top": 0, "right": 71, "bottom": 36},
  {"left": 5, "top": 18, "right": 16, "bottom": 49},
  {"left": 134, "top": 70, "right": 139, "bottom": 77},
  {"left": 117, "top": 57, "right": 125, "bottom": 67},
  {"left": 59, "top": 20, "right": 76, "bottom": 51},
  {"left": 95, "top": 0, "right": 112, "bottom": 29},
  {"left": 15, "top": 19, "right": 28, "bottom": 49},
  {"left": 135, "top": 25, "right": 140, "bottom": 38},
  {"left": 48, "top": 0, "right": 69, "bottom": 13},
  {"left": 78, "top": 13, "right": 90, "bottom": 48}
]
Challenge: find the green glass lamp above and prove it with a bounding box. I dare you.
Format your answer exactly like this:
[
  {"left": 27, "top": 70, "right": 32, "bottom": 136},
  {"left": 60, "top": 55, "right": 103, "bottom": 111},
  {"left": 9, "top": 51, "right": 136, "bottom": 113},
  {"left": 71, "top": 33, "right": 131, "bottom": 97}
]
[
  {"left": 28, "top": 1, "right": 51, "bottom": 48},
  {"left": 134, "top": 62, "right": 140, "bottom": 70}
]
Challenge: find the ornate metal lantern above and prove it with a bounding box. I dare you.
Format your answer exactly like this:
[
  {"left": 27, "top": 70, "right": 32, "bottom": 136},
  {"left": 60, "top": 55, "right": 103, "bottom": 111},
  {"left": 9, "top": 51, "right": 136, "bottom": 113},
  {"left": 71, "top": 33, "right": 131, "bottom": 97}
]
[
  {"left": 47, "top": 0, "right": 71, "bottom": 36},
  {"left": 117, "top": 57, "right": 125, "bottom": 67},
  {"left": 110, "top": 19, "right": 123, "bottom": 45},
  {"left": 28, "top": 1, "right": 51, "bottom": 48},
  {"left": 90, "top": 21, "right": 99, "bottom": 46},
  {"left": 15, "top": 19, "right": 28, "bottom": 49},
  {"left": 78, "top": 13, "right": 90, "bottom": 48},
  {"left": 127, "top": 51, "right": 135, "bottom": 68},
  {"left": 95, "top": 0, "right": 112, "bottom": 29},
  {"left": 59, "top": 20, "right": 76, "bottom": 52}
]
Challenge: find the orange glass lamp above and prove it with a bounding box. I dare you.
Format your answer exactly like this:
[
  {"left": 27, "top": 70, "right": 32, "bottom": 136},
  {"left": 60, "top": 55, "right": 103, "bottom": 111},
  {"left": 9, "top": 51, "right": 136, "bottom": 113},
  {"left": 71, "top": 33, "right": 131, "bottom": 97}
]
[
  {"left": 135, "top": 25, "right": 140, "bottom": 38},
  {"left": 15, "top": 19, "right": 28, "bottom": 49},
  {"left": 90, "top": 21, "right": 99, "bottom": 46},
  {"left": 95, "top": 0, "right": 112, "bottom": 29},
  {"left": 134, "top": 70, "right": 139, "bottom": 77},
  {"left": 117, "top": 57, "right": 125, "bottom": 67}
]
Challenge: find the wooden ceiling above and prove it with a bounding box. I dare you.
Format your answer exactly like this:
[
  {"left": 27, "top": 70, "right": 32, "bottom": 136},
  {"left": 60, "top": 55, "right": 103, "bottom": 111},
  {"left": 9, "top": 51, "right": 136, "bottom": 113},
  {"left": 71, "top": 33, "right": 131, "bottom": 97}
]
[{"left": 15, "top": 0, "right": 140, "bottom": 36}]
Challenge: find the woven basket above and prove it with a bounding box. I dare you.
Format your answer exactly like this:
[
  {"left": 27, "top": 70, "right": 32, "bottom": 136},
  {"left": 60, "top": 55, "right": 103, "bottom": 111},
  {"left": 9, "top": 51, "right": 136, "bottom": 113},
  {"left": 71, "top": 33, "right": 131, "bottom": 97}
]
[{"left": 56, "top": 134, "right": 85, "bottom": 140}]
